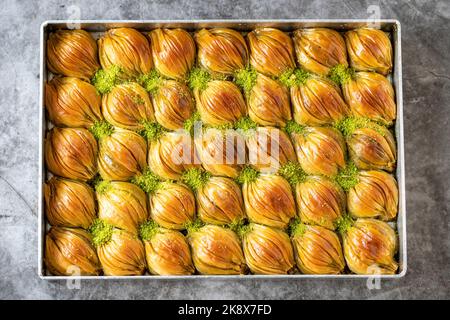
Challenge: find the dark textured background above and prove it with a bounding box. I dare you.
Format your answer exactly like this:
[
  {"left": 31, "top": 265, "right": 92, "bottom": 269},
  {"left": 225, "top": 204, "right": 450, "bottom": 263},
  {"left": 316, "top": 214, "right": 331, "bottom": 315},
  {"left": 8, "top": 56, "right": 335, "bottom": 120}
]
[{"left": 0, "top": 0, "right": 449, "bottom": 299}]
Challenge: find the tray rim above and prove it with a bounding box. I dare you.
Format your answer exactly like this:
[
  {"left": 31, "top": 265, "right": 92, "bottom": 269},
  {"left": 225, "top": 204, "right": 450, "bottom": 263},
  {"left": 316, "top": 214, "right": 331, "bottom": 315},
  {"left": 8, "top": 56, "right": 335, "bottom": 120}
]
[{"left": 38, "top": 19, "right": 406, "bottom": 280}]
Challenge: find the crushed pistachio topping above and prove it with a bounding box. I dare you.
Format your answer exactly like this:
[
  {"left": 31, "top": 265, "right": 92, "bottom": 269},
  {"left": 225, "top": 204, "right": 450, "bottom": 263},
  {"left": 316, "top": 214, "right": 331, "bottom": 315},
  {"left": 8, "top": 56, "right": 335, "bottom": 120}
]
[
  {"left": 89, "top": 219, "right": 114, "bottom": 247},
  {"left": 140, "top": 121, "right": 166, "bottom": 141},
  {"left": 288, "top": 218, "right": 307, "bottom": 237},
  {"left": 132, "top": 94, "right": 145, "bottom": 105},
  {"left": 232, "top": 221, "right": 253, "bottom": 239},
  {"left": 188, "top": 68, "right": 211, "bottom": 91},
  {"left": 279, "top": 161, "right": 306, "bottom": 187},
  {"left": 183, "top": 111, "right": 201, "bottom": 136},
  {"left": 138, "top": 220, "right": 160, "bottom": 241},
  {"left": 284, "top": 120, "right": 306, "bottom": 136},
  {"left": 235, "top": 66, "right": 258, "bottom": 94},
  {"left": 234, "top": 116, "right": 257, "bottom": 132},
  {"left": 89, "top": 120, "right": 114, "bottom": 140},
  {"left": 185, "top": 219, "right": 205, "bottom": 234},
  {"left": 132, "top": 169, "right": 162, "bottom": 194},
  {"left": 334, "top": 162, "right": 359, "bottom": 191},
  {"left": 279, "top": 68, "right": 310, "bottom": 87},
  {"left": 329, "top": 64, "right": 354, "bottom": 85},
  {"left": 138, "top": 70, "right": 164, "bottom": 95},
  {"left": 92, "top": 65, "right": 124, "bottom": 94},
  {"left": 335, "top": 214, "right": 355, "bottom": 235},
  {"left": 181, "top": 168, "right": 211, "bottom": 191},
  {"left": 94, "top": 179, "right": 111, "bottom": 194},
  {"left": 236, "top": 165, "right": 260, "bottom": 185},
  {"left": 335, "top": 116, "right": 386, "bottom": 137}
]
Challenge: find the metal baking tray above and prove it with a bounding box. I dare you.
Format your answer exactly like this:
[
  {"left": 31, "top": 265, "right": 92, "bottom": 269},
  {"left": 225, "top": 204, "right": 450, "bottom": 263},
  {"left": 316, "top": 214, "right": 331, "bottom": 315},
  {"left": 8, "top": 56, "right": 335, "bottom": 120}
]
[{"left": 38, "top": 19, "right": 406, "bottom": 279}]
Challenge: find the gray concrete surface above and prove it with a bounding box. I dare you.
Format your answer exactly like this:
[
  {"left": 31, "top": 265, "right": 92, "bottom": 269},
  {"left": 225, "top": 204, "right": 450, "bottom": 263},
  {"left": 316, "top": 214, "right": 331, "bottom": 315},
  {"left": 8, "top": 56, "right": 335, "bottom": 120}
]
[{"left": 0, "top": 0, "right": 449, "bottom": 299}]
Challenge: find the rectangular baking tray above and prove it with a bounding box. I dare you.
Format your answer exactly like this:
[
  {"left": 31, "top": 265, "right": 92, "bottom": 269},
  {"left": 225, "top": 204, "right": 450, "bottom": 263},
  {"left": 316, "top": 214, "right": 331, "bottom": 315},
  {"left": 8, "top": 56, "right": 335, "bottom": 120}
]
[{"left": 38, "top": 19, "right": 406, "bottom": 280}]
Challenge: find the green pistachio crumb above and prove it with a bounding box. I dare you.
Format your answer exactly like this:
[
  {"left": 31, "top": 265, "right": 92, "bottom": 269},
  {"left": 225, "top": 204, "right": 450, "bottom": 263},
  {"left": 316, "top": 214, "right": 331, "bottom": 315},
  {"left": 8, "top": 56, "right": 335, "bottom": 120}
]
[
  {"left": 334, "top": 116, "right": 387, "bottom": 137},
  {"left": 183, "top": 112, "right": 201, "bottom": 136},
  {"left": 92, "top": 65, "right": 124, "bottom": 94},
  {"left": 335, "top": 214, "right": 355, "bottom": 235},
  {"left": 138, "top": 220, "right": 160, "bottom": 241},
  {"left": 140, "top": 121, "right": 166, "bottom": 141},
  {"left": 138, "top": 70, "right": 164, "bottom": 95},
  {"left": 185, "top": 219, "right": 205, "bottom": 234},
  {"left": 236, "top": 165, "right": 260, "bottom": 185},
  {"left": 89, "top": 219, "right": 114, "bottom": 247},
  {"left": 288, "top": 218, "right": 307, "bottom": 237},
  {"left": 94, "top": 179, "right": 111, "bottom": 194},
  {"left": 233, "top": 221, "right": 253, "bottom": 239},
  {"left": 234, "top": 116, "right": 258, "bottom": 132},
  {"left": 329, "top": 64, "right": 354, "bottom": 85},
  {"left": 132, "top": 94, "right": 145, "bottom": 105},
  {"left": 188, "top": 68, "right": 211, "bottom": 91},
  {"left": 278, "top": 161, "right": 306, "bottom": 187},
  {"left": 181, "top": 168, "right": 211, "bottom": 191},
  {"left": 235, "top": 66, "right": 258, "bottom": 94},
  {"left": 334, "top": 162, "right": 360, "bottom": 191},
  {"left": 284, "top": 120, "right": 306, "bottom": 136},
  {"left": 89, "top": 120, "right": 114, "bottom": 140},
  {"left": 132, "top": 169, "right": 162, "bottom": 194},
  {"left": 279, "top": 68, "right": 310, "bottom": 87}
]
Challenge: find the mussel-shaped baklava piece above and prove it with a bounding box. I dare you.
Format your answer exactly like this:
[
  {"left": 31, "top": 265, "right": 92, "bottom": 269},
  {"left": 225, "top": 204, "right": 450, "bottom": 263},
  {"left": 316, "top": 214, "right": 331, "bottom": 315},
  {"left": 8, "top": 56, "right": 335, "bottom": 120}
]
[
  {"left": 291, "top": 127, "right": 346, "bottom": 177},
  {"left": 290, "top": 75, "right": 349, "bottom": 126},
  {"left": 150, "top": 182, "right": 196, "bottom": 230},
  {"left": 291, "top": 223, "right": 345, "bottom": 274},
  {"left": 343, "top": 218, "right": 398, "bottom": 274},
  {"left": 91, "top": 220, "right": 146, "bottom": 276},
  {"left": 150, "top": 28, "right": 196, "bottom": 80},
  {"left": 195, "top": 28, "right": 248, "bottom": 76},
  {"left": 140, "top": 223, "right": 195, "bottom": 275},
  {"left": 195, "top": 128, "right": 245, "bottom": 178},
  {"left": 293, "top": 28, "right": 347, "bottom": 76},
  {"left": 98, "top": 28, "right": 152, "bottom": 77},
  {"left": 44, "top": 177, "right": 96, "bottom": 229},
  {"left": 96, "top": 181, "right": 148, "bottom": 235},
  {"left": 345, "top": 28, "right": 393, "bottom": 75},
  {"left": 45, "top": 227, "right": 101, "bottom": 276},
  {"left": 149, "top": 131, "right": 199, "bottom": 180},
  {"left": 248, "top": 28, "right": 296, "bottom": 77},
  {"left": 246, "top": 127, "right": 296, "bottom": 173},
  {"left": 152, "top": 80, "right": 195, "bottom": 130},
  {"left": 47, "top": 30, "right": 99, "bottom": 80},
  {"left": 194, "top": 80, "right": 247, "bottom": 126},
  {"left": 348, "top": 170, "right": 398, "bottom": 221},
  {"left": 243, "top": 224, "right": 295, "bottom": 274},
  {"left": 197, "top": 176, "right": 245, "bottom": 225},
  {"left": 295, "top": 176, "right": 345, "bottom": 230},
  {"left": 247, "top": 74, "right": 291, "bottom": 127},
  {"left": 102, "top": 82, "right": 154, "bottom": 131},
  {"left": 98, "top": 128, "right": 147, "bottom": 181},
  {"left": 188, "top": 224, "right": 246, "bottom": 275},
  {"left": 241, "top": 170, "right": 296, "bottom": 229},
  {"left": 45, "top": 127, "right": 97, "bottom": 181},
  {"left": 347, "top": 125, "right": 396, "bottom": 172},
  {"left": 45, "top": 77, "right": 102, "bottom": 128},
  {"left": 342, "top": 71, "right": 396, "bottom": 125}
]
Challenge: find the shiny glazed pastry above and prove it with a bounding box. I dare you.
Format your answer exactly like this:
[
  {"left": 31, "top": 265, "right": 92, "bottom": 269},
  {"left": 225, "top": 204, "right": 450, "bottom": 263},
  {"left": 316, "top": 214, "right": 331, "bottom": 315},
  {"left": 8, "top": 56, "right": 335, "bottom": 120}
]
[
  {"left": 345, "top": 28, "right": 392, "bottom": 75},
  {"left": 44, "top": 177, "right": 96, "bottom": 229},
  {"left": 243, "top": 223, "right": 295, "bottom": 274},
  {"left": 45, "top": 77, "right": 102, "bottom": 128},
  {"left": 47, "top": 30, "right": 99, "bottom": 80},
  {"left": 188, "top": 225, "right": 246, "bottom": 275},
  {"left": 45, "top": 127, "right": 98, "bottom": 181},
  {"left": 45, "top": 227, "right": 101, "bottom": 276},
  {"left": 150, "top": 28, "right": 196, "bottom": 80}
]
